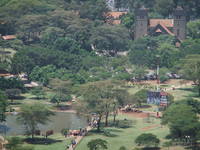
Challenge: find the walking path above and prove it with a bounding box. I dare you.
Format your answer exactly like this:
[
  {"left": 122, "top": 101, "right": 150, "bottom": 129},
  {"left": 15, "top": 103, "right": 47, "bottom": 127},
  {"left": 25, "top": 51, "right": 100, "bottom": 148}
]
[{"left": 68, "top": 126, "right": 92, "bottom": 150}]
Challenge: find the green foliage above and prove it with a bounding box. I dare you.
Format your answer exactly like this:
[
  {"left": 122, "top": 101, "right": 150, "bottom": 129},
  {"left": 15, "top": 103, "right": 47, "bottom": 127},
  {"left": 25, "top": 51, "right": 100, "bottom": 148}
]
[
  {"left": 119, "top": 146, "right": 127, "bottom": 150},
  {"left": 0, "top": 77, "right": 24, "bottom": 91},
  {"left": 0, "top": 90, "right": 7, "bottom": 122},
  {"left": 79, "top": 80, "right": 125, "bottom": 130},
  {"left": 130, "top": 89, "right": 148, "bottom": 107},
  {"left": 79, "top": 0, "right": 108, "bottom": 20},
  {"left": 6, "top": 137, "right": 34, "bottom": 150},
  {"left": 121, "top": 13, "right": 135, "bottom": 29},
  {"left": 31, "top": 87, "right": 45, "bottom": 99},
  {"left": 17, "top": 103, "right": 55, "bottom": 138},
  {"left": 128, "top": 35, "right": 177, "bottom": 69},
  {"left": 159, "top": 67, "right": 170, "bottom": 83},
  {"left": 5, "top": 88, "right": 21, "bottom": 99},
  {"left": 175, "top": 98, "right": 200, "bottom": 114},
  {"left": 135, "top": 133, "right": 160, "bottom": 147},
  {"left": 180, "top": 55, "right": 200, "bottom": 96},
  {"left": 187, "top": 20, "right": 200, "bottom": 39},
  {"left": 61, "top": 128, "right": 69, "bottom": 137},
  {"left": 11, "top": 46, "right": 83, "bottom": 74},
  {"left": 162, "top": 103, "right": 200, "bottom": 141},
  {"left": 90, "top": 25, "right": 130, "bottom": 53},
  {"left": 180, "top": 39, "right": 200, "bottom": 57},
  {"left": 157, "top": 43, "right": 180, "bottom": 68},
  {"left": 87, "top": 138, "right": 108, "bottom": 150}
]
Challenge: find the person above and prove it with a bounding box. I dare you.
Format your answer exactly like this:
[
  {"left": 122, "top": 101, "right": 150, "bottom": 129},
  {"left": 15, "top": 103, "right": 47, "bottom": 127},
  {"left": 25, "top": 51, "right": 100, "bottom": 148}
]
[{"left": 71, "top": 139, "right": 76, "bottom": 148}]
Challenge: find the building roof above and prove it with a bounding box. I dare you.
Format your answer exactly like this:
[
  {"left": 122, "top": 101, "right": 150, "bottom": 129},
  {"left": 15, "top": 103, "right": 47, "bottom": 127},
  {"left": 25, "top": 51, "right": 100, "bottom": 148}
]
[
  {"left": 159, "top": 23, "right": 174, "bottom": 36},
  {"left": 106, "top": 11, "right": 127, "bottom": 19},
  {"left": 149, "top": 19, "right": 174, "bottom": 27},
  {"left": 2, "top": 35, "right": 16, "bottom": 40}
]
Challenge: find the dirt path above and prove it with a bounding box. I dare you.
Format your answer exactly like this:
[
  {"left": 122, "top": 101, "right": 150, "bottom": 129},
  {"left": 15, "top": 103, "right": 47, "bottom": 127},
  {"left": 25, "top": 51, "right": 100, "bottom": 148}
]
[{"left": 68, "top": 126, "right": 92, "bottom": 150}]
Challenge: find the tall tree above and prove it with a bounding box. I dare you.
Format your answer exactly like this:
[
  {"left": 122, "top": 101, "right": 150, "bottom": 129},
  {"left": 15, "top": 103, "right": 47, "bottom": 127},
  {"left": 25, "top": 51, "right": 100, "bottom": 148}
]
[
  {"left": 79, "top": 80, "right": 122, "bottom": 130},
  {"left": 162, "top": 103, "right": 200, "bottom": 144},
  {"left": 87, "top": 139, "right": 108, "bottom": 150},
  {"left": 180, "top": 55, "right": 200, "bottom": 96},
  {"left": 0, "top": 91, "right": 7, "bottom": 122},
  {"left": 17, "top": 103, "right": 54, "bottom": 138}
]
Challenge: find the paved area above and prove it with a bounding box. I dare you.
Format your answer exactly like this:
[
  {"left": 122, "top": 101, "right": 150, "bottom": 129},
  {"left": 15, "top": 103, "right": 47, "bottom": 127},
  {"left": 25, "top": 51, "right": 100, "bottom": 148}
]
[{"left": 68, "top": 126, "right": 92, "bottom": 150}]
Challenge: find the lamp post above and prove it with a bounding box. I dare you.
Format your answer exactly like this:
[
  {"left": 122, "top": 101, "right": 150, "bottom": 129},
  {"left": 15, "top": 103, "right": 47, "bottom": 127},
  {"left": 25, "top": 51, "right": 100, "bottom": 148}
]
[{"left": 156, "top": 55, "right": 160, "bottom": 91}]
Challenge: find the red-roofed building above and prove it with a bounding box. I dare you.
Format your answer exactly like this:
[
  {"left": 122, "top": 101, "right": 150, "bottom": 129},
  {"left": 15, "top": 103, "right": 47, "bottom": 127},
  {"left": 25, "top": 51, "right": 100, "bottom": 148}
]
[
  {"left": 1, "top": 35, "right": 16, "bottom": 40},
  {"left": 135, "top": 6, "right": 186, "bottom": 41}
]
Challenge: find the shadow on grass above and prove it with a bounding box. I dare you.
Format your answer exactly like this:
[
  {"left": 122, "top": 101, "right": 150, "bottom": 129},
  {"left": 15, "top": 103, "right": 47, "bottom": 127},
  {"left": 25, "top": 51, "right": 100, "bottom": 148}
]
[
  {"left": 108, "top": 119, "right": 136, "bottom": 129},
  {"left": 178, "top": 87, "right": 200, "bottom": 98},
  {"left": 89, "top": 128, "right": 122, "bottom": 137},
  {"left": 142, "top": 147, "right": 160, "bottom": 150},
  {"left": 24, "top": 137, "right": 62, "bottom": 145}
]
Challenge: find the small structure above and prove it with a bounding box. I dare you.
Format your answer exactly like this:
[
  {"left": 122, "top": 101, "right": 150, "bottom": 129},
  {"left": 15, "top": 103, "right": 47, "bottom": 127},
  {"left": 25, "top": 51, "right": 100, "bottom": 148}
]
[
  {"left": 0, "top": 136, "right": 8, "bottom": 150},
  {"left": 147, "top": 91, "right": 168, "bottom": 106},
  {"left": 1, "top": 35, "right": 16, "bottom": 40}
]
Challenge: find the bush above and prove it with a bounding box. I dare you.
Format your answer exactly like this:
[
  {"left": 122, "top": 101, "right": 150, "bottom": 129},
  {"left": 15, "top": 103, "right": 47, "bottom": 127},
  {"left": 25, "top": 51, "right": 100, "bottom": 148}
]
[
  {"left": 61, "top": 128, "right": 69, "bottom": 137},
  {"left": 135, "top": 133, "right": 160, "bottom": 147}
]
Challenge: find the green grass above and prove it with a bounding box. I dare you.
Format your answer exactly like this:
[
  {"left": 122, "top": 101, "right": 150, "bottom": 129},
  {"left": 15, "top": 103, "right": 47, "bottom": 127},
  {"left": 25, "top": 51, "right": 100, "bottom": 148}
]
[
  {"left": 168, "top": 86, "right": 200, "bottom": 101},
  {"left": 14, "top": 134, "right": 72, "bottom": 150},
  {"left": 75, "top": 114, "right": 169, "bottom": 150}
]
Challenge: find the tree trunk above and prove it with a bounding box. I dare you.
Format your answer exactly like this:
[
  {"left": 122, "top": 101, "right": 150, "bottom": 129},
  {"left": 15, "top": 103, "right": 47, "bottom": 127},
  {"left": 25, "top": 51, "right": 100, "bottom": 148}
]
[
  {"left": 105, "top": 112, "right": 109, "bottom": 127},
  {"left": 113, "top": 113, "right": 116, "bottom": 123},
  {"left": 113, "top": 110, "right": 118, "bottom": 124},
  {"left": 97, "top": 115, "right": 102, "bottom": 132},
  {"left": 198, "top": 84, "right": 200, "bottom": 97}
]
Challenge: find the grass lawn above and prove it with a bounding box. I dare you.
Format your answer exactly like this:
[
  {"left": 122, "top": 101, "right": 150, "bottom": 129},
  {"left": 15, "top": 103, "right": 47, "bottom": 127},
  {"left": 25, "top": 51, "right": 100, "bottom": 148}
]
[
  {"left": 168, "top": 86, "right": 200, "bottom": 101},
  {"left": 75, "top": 114, "right": 170, "bottom": 150},
  {"left": 19, "top": 134, "right": 72, "bottom": 150}
]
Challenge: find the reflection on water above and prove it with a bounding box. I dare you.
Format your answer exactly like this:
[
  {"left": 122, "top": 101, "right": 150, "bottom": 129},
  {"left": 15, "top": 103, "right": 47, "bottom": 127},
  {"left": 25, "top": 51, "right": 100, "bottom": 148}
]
[{"left": 0, "top": 112, "right": 87, "bottom": 136}]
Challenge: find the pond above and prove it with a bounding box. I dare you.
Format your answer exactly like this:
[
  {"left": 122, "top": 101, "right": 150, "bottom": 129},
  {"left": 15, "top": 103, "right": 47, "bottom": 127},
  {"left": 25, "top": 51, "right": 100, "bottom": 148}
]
[{"left": 0, "top": 112, "right": 88, "bottom": 136}]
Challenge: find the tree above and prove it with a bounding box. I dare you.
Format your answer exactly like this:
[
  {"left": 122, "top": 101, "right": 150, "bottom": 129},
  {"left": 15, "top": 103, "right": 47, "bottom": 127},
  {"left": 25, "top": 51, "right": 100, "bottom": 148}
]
[
  {"left": 87, "top": 139, "right": 108, "bottom": 150},
  {"left": 121, "top": 13, "right": 135, "bottom": 29},
  {"left": 5, "top": 89, "right": 21, "bottom": 99},
  {"left": 154, "top": 0, "right": 175, "bottom": 17},
  {"left": 135, "top": 133, "right": 160, "bottom": 147},
  {"left": 90, "top": 25, "right": 130, "bottom": 54},
  {"left": 17, "top": 103, "right": 54, "bottom": 138},
  {"left": 31, "top": 87, "right": 45, "bottom": 99},
  {"left": 49, "top": 78, "right": 73, "bottom": 105},
  {"left": 180, "top": 39, "right": 200, "bottom": 57},
  {"left": 131, "top": 89, "right": 148, "bottom": 107},
  {"left": 79, "top": 80, "right": 121, "bottom": 131},
  {"left": 61, "top": 128, "right": 69, "bottom": 138},
  {"left": 79, "top": 0, "right": 108, "bottom": 21},
  {"left": 187, "top": 20, "right": 200, "bottom": 39},
  {"left": 5, "top": 89, "right": 21, "bottom": 103},
  {"left": 0, "top": 91, "right": 7, "bottom": 122},
  {"left": 162, "top": 103, "right": 200, "bottom": 144},
  {"left": 128, "top": 35, "right": 176, "bottom": 69},
  {"left": 157, "top": 43, "right": 180, "bottom": 68},
  {"left": 180, "top": 55, "right": 200, "bottom": 96},
  {"left": 6, "top": 137, "right": 34, "bottom": 150},
  {"left": 41, "top": 27, "right": 65, "bottom": 46}
]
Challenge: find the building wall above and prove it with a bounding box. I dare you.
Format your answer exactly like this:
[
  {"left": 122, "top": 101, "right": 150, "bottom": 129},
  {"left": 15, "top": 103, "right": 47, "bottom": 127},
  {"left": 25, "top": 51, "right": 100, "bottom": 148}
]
[
  {"left": 173, "top": 15, "right": 186, "bottom": 40},
  {"left": 134, "top": 13, "right": 148, "bottom": 40}
]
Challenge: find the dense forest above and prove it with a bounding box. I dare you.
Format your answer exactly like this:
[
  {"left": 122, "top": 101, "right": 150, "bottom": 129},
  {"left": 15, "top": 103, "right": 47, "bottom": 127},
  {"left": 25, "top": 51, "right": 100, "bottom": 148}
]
[{"left": 0, "top": 0, "right": 200, "bottom": 86}]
